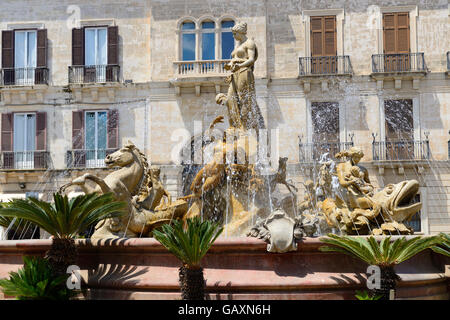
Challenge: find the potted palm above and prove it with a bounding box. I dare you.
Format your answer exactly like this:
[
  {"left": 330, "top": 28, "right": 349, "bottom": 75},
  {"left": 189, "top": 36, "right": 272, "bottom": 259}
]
[
  {"left": 153, "top": 217, "right": 223, "bottom": 300},
  {"left": 319, "top": 234, "right": 442, "bottom": 300},
  {"left": 0, "top": 192, "right": 126, "bottom": 277}
]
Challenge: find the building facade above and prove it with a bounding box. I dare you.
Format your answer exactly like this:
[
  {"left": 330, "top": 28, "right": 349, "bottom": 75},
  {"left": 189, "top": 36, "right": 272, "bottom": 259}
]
[{"left": 0, "top": 0, "right": 449, "bottom": 238}]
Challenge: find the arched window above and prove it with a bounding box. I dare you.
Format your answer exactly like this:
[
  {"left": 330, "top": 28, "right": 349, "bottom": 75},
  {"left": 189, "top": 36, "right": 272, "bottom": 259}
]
[
  {"left": 201, "top": 21, "right": 215, "bottom": 60},
  {"left": 178, "top": 18, "right": 235, "bottom": 62},
  {"left": 181, "top": 21, "right": 196, "bottom": 61},
  {"left": 221, "top": 20, "right": 235, "bottom": 59}
]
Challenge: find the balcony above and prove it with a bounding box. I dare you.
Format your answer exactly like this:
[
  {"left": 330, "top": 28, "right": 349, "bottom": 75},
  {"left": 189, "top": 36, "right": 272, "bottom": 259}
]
[
  {"left": 372, "top": 53, "right": 427, "bottom": 74},
  {"left": 67, "top": 149, "right": 117, "bottom": 169},
  {"left": 372, "top": 140, "right": 430, "bottom": 162},
  {"left": 299, "top": 56, "right": 353, "bottom": 77},
  {"left": 299, "top": 141, "right": 354, "bottom": 163},
  {"left": 68, "top": 65, "right": 120, "bottom": 84},
  {"left": 0, "top": 67, "right": 49, "bottom": 86},
  {"left": 0, "top": 151, "right": 49, "bottom": 170},
  {"left": 171, "top": 60, "right": 231, "bottom": 96}
]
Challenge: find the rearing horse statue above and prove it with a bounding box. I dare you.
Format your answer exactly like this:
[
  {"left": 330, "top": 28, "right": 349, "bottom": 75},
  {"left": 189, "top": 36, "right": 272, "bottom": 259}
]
[{"left": 60, "top": 141, "right": 187, "bottom": 239}]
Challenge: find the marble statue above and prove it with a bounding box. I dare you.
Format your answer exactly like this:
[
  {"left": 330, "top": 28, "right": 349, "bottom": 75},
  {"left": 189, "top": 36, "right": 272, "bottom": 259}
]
[{"left": 60, "top": 141, "right": 188, "bottom": 239}]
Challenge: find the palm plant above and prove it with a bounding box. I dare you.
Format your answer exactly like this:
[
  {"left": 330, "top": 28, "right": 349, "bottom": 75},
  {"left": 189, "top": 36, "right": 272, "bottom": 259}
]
[
  {"left": 0, "top": 192, "right": 126, "bottom": 277},
  {"left": 0, "top": 256, "right": 78, "bottom": 300},
  {"left": 153, "top": 217, "right": 223, "bottom": 300},
  {"left": 319, "top": 234, "right": 442, "bottom": 300},
  {"left": 432, "top": 233, "right": 450, "bottom": 258},
  {"left": 0, "top": 214, "right": 39, "bottom": 240}
]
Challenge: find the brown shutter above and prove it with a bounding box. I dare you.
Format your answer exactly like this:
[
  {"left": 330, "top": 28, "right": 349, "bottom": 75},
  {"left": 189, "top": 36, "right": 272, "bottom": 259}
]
[
  {"left": 72, "top": 110, "right": 84, "bottom": 149},
  {"left": 324, "top": 17, "right": 336, "bottom": 56},
  {"left": 36, "top": 29, "right": 47, "bottom": 67},
  {"left": 2, "top": 30, "right": 15, "bottom": 85},
  {"left": 107, "top": 109, "right": 119, "bottom": 149},
  {"left": 311, "top": 17, "right": 323, "bottom": 56},
  {"left": 107, "top": 26, "right": 119, "bottom": 65},
  {"left": 1, "top": 30, "right": 14, "bottom": 68},
  {"left": 34, "top": 112, "right": 47, "bottom": 168},
  {"left": 72, "top": 28, "right": 84, "bottom": 66},
  {"left": 1, "top": 113, "right": 13, "bottom": 151},
  {"left": 383, "top": 12, "right": 410, "bottom": 53},
  {"left": 35, "top": 112, "right": 46, "bottom": 150}
]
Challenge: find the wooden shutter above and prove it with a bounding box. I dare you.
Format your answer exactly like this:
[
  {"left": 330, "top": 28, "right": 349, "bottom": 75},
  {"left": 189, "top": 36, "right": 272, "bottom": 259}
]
[
  {"left": 310, "top": 16, "right": 336, "bottom": 56},
  {"left": 72, "top": 110, "right": 84, "bottom": 149},
  {"left": 107, "top": 26, "right": 119, "bottom": 65},
  {"left": 36, "top": 29, "right": 47, "bottom": 67},
  {"left": 1, "top": 113, "right": 13, "bottom": 151},
  {"left": 35, "top": 112, "right": 46, "bottom": 150},
  {"left": 1, "top": 30, "right": 14, "bottom": 68},
  {"left": 1, "top": 113, "right": 14, "bottom": 168},
  {"left": 107, "top": 109, "right": 119, "bottom": 149},
  {"left": 35, "top": 112, "right": 47, "bottom": 168},
  {"left": 2, "top": 30, "right": 15, "bottom": 85},
  {"left": 383, "top": 12, "right": 410, "bottom": 53},
  {"left": 72, "top": 28, "right": 84, "bottom": 66}
]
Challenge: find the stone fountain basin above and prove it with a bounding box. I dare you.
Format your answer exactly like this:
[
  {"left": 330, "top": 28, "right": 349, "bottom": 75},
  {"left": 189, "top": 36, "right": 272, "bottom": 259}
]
[{"left": 0, "top": 237, "right": 448, "bottom": 300}]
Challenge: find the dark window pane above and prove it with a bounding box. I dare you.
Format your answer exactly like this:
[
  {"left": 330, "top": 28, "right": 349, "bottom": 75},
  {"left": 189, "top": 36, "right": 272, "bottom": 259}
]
[
  {"left": 222, "top": 32, "right": 234, "bottom": 59},
  {"left": 384, "top": 99, "right": 413, "bottom": 141},
  {"left": 311, "top": 102, "right": 340, "bottom": 143},
  {"left": 221, "top": 20, "right": 235, "bottom": 28},
  {"left": 202, "top": 21, "right": 215, "bottom": 29},
  {"left": 182, "top": 22, "right": 195, "bottom": 30},
  {"left": 202, "top": 33, "right": 215, "bottom": 60},
  {"left": 182, "top": 33, "right": 196, "bottom": 61}
]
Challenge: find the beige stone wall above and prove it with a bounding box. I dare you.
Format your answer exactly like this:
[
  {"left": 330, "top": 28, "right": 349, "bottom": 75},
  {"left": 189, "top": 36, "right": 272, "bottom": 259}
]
[{"left": 0, "top": 0, "right": 448, "bottom": 234}]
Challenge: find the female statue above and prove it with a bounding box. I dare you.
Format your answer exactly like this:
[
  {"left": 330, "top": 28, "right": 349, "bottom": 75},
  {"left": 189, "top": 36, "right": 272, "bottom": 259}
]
[{"left": 216, "top": 22, "right": 264, "bottom": 131}]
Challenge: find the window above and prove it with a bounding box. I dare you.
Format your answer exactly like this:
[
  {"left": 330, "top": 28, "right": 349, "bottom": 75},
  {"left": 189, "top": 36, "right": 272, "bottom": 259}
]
[
  {"left": 221, "top": 20, "right": 235, "bottom": 59},
  {"left": 201, "top": 21, "right": 215, "bottom": 60},
  {"left": 310, "top": 16, "right": 337, "bottom": 74},
  {"left": 405, "top": 194, "right": 421, "bottom": 232},
  {"left": 13, "top": 113, "right": 36, "bottom": 169},
  {"left": 384, "top": 99, "right": 414, "bottom": 160},
  {"left": 14, "top": 30, "right": 37, "bottom": 85},
  {"left": 70, "top": 26, "right": 119, "bottom": 83},
  {"left": 382, "top": 12, "right": 410, "bottom": 71},
  {"left": 181, "top": 21, "right": 196, "bottom": 61},
  {"left": 179, "top": 18, "right": 235, "bottom": 61},
  {"left": 311, "top": 102, "right": 340, "bottom": 158},
  {"left": 85, "top": 111, "right": 108, "bottom": 168}
]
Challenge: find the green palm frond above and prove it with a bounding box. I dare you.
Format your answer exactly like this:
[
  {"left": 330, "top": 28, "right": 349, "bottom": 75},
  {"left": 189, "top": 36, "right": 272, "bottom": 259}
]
[
  {"left": 153, "top": 217, "right": 223, "bottom": 267},
  {"left": 319, "top": 234, "right": 442, "bottom": 267},
  {"left": 432, "top": 233, "right": 450, "bottom": 258},
  {"left": 0, "top": 256, "right": 77, "bottom": 300},
  {"left": 0, "top": 193, "right": 126, "bottom": 239}
]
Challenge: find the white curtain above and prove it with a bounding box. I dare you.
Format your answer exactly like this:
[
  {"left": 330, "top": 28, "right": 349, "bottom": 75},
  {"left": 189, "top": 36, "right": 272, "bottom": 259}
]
[
  {"left": 13, "top": 114, "right": 36, "bottom": 169},
  {"left": 85, "top": 28, "right": 107, "bottom": 82},
  {"left": 14, "top": 31, "right": 36, "bottom": 85}
]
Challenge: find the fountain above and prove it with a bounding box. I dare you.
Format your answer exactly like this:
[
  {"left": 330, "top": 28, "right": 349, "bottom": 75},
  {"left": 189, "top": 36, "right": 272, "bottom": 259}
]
[{"left": 0, "top": 21, "right": 447, "bottom": 301}]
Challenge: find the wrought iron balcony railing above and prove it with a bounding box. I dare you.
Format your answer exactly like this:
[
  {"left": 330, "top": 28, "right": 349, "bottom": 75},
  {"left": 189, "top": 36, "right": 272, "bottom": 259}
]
[
  {"left": 0, "top": 67, "right": 49, "bottom": 86},
  {"left": 67, "top": 149, "right": 118, "bottom": 168},
  {"left": 299, "top": 56, "right": 352, "bottom": 76},
  {"left": 372, "top": 140, "right": 430, "bottom": 161},
  {"left": 68, "top": 65, "right": 120, "bottom": 84},
  {"left": 173, "top": 60, "right": 231, "bottom": 77},
  {"left": 372, "top": 53, "right": 426, "bottom": 73},
  {"left": 299, "top": 141, "right": 354, "bottom": 162},
  {"left": 0, "top": 151, "right": 49, "bottom": 169}
]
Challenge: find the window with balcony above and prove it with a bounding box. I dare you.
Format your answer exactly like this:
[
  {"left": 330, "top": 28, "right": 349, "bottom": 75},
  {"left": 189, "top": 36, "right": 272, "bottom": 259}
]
[
  {"left": 1, "top": 112, "right": 48, "bottom": 169},
  {"left": 372, "top": 12, "right": 426, "bottom": 73},
  {"left": 299, "top": 16, "right": 351, "bottom": 76},
  {"left": 373, "top": 99, "right": 429, "bottom": 161},
  {"left": 69, "top": 26, "right": 119, "bottom": 84},
  {"left": 176, "top": 18, "right": 235, "bottom": 76},
  {"left": 1, "top": 29, "right": 48, "bottom": 86},
  {"left": 300, "top": 102, "right": 350, "bottom": 162},
  {"left": 68, "top": 109, "right": 118, "bottom": 168}
]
